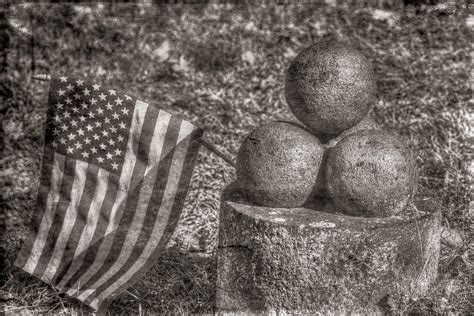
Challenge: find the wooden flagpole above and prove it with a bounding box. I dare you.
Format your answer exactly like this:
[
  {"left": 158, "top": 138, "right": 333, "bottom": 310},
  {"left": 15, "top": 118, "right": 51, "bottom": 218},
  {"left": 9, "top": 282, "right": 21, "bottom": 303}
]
[{"left": 31, "top": 74, "right": 236, "bottom": 168}]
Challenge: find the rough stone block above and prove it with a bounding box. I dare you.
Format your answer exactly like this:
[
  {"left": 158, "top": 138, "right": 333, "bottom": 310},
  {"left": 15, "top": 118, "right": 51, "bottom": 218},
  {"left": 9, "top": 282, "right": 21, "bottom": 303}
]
[{"left": 216, "top": 184, "right": 441, "bottom": 314}]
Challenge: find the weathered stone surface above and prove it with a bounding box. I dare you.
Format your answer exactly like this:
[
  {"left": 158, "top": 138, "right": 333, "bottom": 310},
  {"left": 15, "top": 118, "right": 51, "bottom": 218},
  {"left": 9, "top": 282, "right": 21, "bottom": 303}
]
[
  {"left": 216, "top": 184, "right": 441, "bottom": 314},
  {"left": 236, "top": 121, "right": 324, "bottom": 208},
  {"left": 326, "top": 129, "right": 418, "bottom": 217},
  {"left": 285, "top": 39, "right": 376, "bottom": 135}
]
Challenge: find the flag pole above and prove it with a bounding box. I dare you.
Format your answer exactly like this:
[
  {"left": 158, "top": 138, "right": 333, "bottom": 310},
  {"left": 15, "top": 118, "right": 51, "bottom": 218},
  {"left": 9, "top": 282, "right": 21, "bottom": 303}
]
[
  {"left": 31, "top": 74, "right": 236, "bottom": 168},
  {"left": 198, "top": 138, "right": 235, "bottom": 168}
]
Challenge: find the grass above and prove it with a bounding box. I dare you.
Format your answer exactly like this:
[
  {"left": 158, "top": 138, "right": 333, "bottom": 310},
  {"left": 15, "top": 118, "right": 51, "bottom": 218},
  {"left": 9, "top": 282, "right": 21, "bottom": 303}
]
[{"left": 1, "top": 1, "right": 472, "bottom": 314}]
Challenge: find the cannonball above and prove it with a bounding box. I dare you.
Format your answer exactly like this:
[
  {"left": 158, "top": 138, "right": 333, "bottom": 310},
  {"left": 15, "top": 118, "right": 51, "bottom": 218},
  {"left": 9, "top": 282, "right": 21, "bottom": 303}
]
[
  {"left": 285, "top": 39, "right": 376, "bottom": 135},
  {"left": 313, "top": 115, "right": 380, "bottom": 199},
  {"left": 236, "top": 121, "right": 324, "bottom": 208},
  {"left": 325, "top": 130, "right": 417, "bottom": 217}
]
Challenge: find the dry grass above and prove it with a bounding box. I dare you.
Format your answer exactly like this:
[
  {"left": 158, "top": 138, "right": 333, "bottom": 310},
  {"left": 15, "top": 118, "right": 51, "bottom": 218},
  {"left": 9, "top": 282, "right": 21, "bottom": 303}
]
[{"left": 1, "top": 1, "right": 471, "bottom": 314}]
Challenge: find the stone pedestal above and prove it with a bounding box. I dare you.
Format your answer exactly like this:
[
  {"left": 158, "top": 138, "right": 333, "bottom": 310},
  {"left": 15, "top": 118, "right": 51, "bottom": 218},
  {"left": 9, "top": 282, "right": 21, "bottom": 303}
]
[{"left": 216, "top": 184, "right": 441, "bottom": 314}]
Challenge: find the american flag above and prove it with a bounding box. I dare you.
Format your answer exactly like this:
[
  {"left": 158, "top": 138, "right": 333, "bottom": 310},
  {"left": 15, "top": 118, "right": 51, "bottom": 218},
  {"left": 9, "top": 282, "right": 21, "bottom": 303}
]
[{"left": 15, "top": 76, "right": 202, "bottom": 311}]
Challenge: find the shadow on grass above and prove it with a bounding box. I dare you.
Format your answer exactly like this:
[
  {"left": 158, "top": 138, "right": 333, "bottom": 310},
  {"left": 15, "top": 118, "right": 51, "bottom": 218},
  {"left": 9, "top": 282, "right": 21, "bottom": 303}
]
[
  {"left": 3, "top": 248, "right": 216, "bottom": 315},
  {"left": 105, "top": 248, "right": 217, "bottom": 315}
]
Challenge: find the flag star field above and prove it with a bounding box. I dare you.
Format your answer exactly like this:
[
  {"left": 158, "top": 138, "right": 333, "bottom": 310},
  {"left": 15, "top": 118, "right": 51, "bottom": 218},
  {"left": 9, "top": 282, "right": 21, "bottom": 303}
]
[{"left": 48, "top": 76, "right": 134, "bottom": 172}]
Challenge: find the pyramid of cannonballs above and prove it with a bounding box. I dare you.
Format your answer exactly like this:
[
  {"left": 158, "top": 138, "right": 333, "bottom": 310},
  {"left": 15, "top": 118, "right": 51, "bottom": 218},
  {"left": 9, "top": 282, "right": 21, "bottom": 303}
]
[{"left": 236, "top": 38, "right": 417, "bottom": 217}]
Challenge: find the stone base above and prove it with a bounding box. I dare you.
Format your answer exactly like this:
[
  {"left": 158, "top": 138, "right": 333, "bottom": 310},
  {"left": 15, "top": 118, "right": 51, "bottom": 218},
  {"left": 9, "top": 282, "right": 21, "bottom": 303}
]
[{"left": 216, "top": 184, "right": 441, "bottom": 314}]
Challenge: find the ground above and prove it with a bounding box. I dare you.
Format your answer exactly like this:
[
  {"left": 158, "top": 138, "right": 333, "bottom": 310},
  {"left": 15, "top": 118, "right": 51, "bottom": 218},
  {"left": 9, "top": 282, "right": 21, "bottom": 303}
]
[{"left": 1, "top": 2, "right": 472, "bottom": 314}]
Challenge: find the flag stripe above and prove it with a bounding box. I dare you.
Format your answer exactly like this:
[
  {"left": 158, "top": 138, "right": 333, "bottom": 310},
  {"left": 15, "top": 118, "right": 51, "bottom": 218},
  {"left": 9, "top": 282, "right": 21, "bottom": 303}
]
[
  {"left": 30, "top": 157, "right": 77, "bottom": 279},
  {"left": 81, "top": 113, "right": 182, "bottom": 303},
  {"left": 73, "top": 105, "right": 164, "bottom": 297},
  {"left": 40, "top": 160, "right": 91, "bottom": 283},
  {"left": 60, "top": 167, "right": 120, "bottom": 291},
  {"left": 14, "top": 145, "right": 56, "bottom": 269},
  {"left": 66, "top": 100, "right": 148, "bottom": 297},
  {"left": 89, "top": 126, "right": 198, "bottom": 309},
  {"left": 95, "top": 130, "right": 202, "bottom": 311},
  {"left": 17, "top": 152, "right": 66, "bottom": 273},
  {"left": 55, "top": 168, "right": 110, "bottom": 289},
  {"left": 46, "top": 163, "right": 100, "bottom": 285}
]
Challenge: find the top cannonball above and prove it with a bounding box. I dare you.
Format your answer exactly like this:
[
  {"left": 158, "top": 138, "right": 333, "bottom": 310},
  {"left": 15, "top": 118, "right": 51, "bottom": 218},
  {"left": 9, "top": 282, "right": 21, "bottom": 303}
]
[
  {"left": 285, "top": 39, "right": 376, "bottom": 135},
  {"left": 236, "top": 121, "right": 324, "bottom": 208}
]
